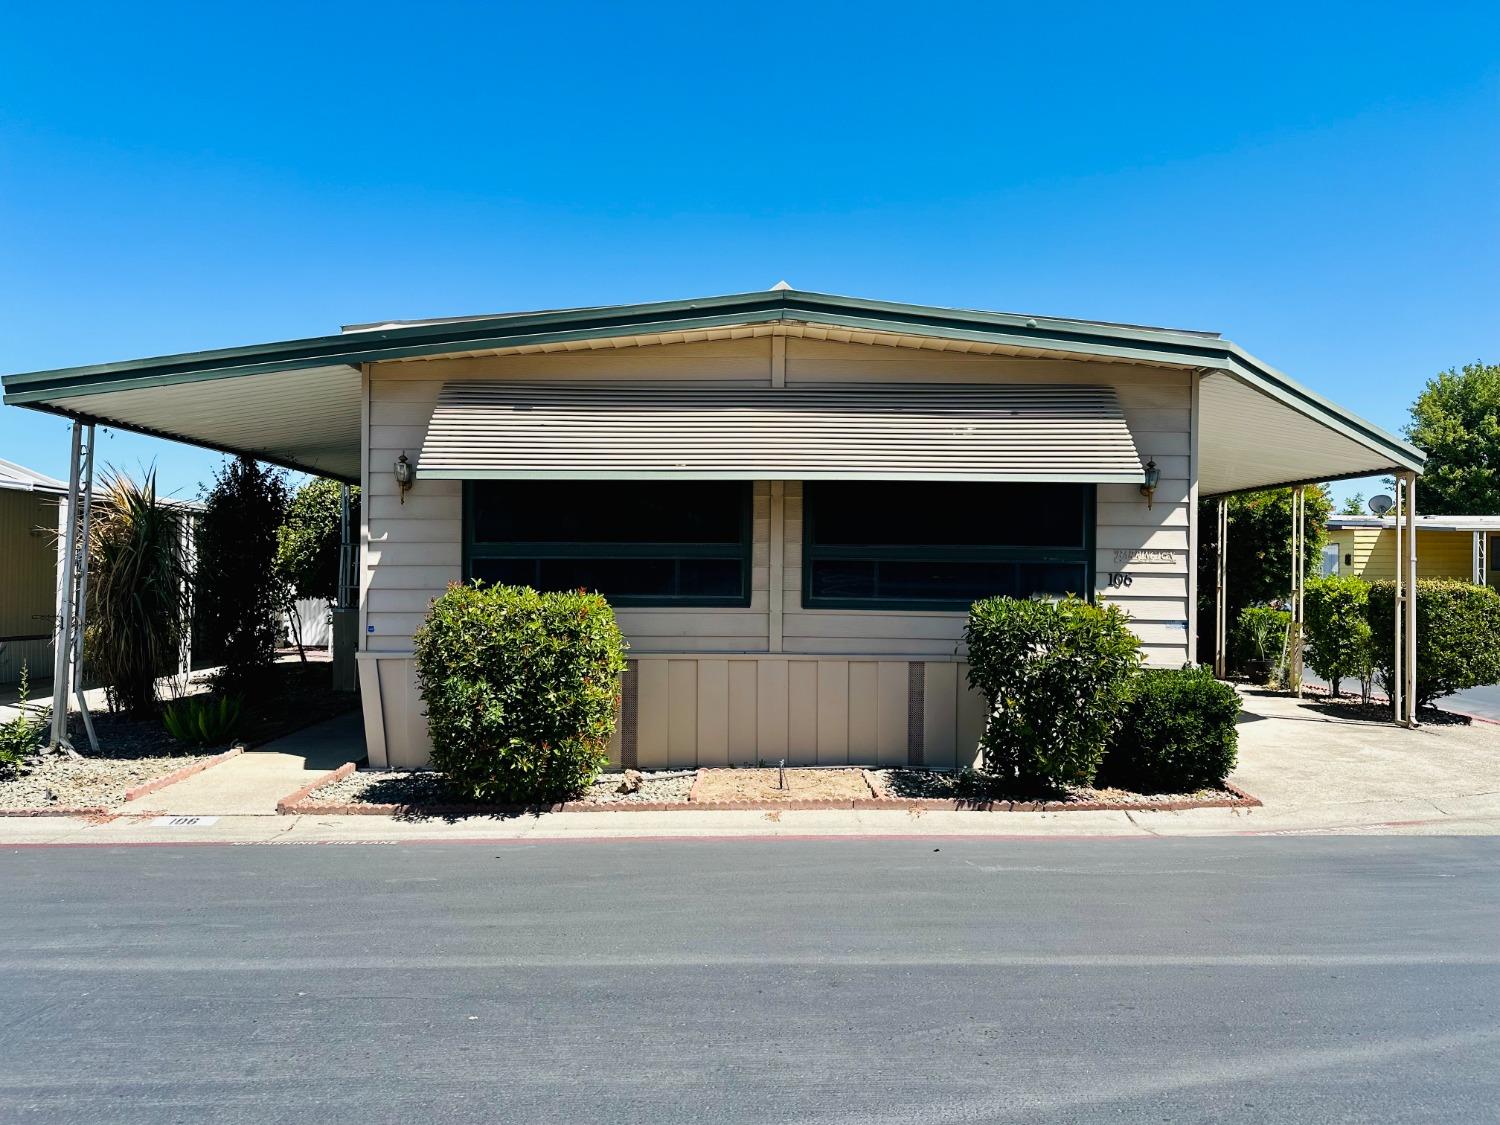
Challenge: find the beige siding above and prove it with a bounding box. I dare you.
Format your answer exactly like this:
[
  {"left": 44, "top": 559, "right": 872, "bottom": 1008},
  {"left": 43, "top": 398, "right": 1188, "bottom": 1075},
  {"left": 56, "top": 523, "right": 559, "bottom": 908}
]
[{"left": 359, "top": 333, "right": 1195, "bottom": 764}]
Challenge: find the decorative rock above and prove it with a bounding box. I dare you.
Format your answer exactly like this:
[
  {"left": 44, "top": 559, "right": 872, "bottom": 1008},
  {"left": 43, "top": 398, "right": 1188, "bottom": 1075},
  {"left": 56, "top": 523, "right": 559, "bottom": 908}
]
[{"left": 617, "top": 769, "right": 644, "bottom": 794}]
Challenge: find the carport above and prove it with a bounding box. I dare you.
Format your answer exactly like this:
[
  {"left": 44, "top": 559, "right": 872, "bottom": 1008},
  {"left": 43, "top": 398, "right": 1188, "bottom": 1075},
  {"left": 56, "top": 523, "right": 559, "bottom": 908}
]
[{"left": 1, "top": 288, "right": 1427, "bottom": 756}]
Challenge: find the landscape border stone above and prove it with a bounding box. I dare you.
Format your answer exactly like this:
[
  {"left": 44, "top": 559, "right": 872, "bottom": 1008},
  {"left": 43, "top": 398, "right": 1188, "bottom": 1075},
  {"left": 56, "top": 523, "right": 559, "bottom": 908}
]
[
  {"left": 277, "top": 764, "right": 1261, "bottom": 816},
  {"left": 121, "top": 746, "right": 244, "bottom": 803}
]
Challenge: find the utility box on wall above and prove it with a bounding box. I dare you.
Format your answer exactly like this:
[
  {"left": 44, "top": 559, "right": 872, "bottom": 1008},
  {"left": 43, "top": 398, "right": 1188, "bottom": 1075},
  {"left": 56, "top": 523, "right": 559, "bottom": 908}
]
[{"left": 330, "top": 607, "right": 358, "bottom": 693}]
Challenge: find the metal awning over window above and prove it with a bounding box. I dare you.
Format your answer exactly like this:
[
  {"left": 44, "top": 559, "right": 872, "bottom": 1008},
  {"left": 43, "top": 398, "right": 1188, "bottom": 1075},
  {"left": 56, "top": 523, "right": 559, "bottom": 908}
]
[{"left": 418, "top": 382, "right": 1144, "bottom": 482}]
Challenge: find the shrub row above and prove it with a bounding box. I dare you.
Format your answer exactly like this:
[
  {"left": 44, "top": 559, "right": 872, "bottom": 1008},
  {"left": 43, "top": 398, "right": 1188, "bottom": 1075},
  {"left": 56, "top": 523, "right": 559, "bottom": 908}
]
[
  {"left": 965, "top": 595, "right": 1238, "bottom": 794},
  {"left": 1234, "top": 577, "right": 1500, "bottom": 708}
]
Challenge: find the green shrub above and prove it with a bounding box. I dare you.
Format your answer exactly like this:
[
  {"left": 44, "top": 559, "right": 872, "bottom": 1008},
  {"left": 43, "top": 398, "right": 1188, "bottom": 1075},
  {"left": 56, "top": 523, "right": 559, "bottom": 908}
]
[
  {"left": 1233, "top": 606, "right": 1290, "bottom": 675},
  {"left": 414, "top": 583, "right": 628, "bottom": 803},
  {"left": 964, "top": 595, "right": 1141, "bottom": 791},
  {"left": 1098, "top": 667, "right": 1240, "bottom": 792},
  {"left": 0, "top": 664, "right": 48, "bottom": 774},
  {"left": 162, "top": 694, "right": 243, "bottom": 747},
  {"left": 1304, "top": 576, "right": 1373, "bottom": 698},
  {"left": 1367, "top": 579, "right": 1500, "bottom": 708}
]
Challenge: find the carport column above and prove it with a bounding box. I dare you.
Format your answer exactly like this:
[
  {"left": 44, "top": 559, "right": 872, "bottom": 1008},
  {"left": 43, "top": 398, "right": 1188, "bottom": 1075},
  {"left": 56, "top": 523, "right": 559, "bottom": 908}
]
[
  {"left": 1392, "top": 479, "right": 1404, "bottom": 724},
  {"left": 1402, "top": 472, "right": 1418, "bottom": 727},
  {"left": 49, "top": 420, "right": 99, "bottom": 752},
  {"left": 1289, "top": 486, "right": 1305, "bottom": 697},
  {"left": 1213, "top": 498, "right": 1228, "bottom": 679}
]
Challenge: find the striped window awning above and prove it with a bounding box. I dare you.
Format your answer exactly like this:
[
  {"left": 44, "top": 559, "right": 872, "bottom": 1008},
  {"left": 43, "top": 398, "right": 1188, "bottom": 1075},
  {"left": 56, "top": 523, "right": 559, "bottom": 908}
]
[{"left": 418, "top": 382, "right": 1144, "bottom": 482}]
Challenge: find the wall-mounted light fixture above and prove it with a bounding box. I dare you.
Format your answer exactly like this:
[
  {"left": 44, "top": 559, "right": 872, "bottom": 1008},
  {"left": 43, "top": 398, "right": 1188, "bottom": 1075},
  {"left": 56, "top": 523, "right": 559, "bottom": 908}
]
[
  {"left": 1140, "top": 458, "right": 1160, "bottom": 509},
  {"left": 394, "top": 452, "right": 415, "bottom": 504}
]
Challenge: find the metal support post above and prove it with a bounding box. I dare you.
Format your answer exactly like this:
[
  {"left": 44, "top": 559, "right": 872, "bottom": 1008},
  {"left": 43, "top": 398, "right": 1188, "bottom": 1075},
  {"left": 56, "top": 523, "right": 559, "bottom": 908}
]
[
  {"left": 49, "top": 420, "right": 99, "bottom": 753},
  {"left": 1213, "top": 498, "right": 1228, "bottom": 679}
]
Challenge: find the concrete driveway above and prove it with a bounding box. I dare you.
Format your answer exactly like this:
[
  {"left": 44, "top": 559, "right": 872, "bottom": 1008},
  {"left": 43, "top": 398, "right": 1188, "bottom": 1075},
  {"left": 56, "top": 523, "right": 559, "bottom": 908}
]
[{"left": 1229, "top": 689, "right": 1500, "bottom": 831}]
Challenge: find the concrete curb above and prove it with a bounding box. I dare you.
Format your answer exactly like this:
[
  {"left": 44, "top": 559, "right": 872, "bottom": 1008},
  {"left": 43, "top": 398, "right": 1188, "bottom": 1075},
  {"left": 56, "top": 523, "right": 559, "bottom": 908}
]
[{"left": 122, "top": 746, "right": 244, "bottom": 803}]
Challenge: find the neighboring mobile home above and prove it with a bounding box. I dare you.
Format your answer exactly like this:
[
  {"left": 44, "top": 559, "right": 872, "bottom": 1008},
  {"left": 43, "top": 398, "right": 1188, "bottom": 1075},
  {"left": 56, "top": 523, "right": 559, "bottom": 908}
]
[
  {"left": 0, "top": 459, "right": 64, "bottom": 685},
  {"left": 1325, "top": 515, "right": 1500, "bottom": 587},
  {"left": 2, "top": 289, "right": 1428, "bottom": 763}
]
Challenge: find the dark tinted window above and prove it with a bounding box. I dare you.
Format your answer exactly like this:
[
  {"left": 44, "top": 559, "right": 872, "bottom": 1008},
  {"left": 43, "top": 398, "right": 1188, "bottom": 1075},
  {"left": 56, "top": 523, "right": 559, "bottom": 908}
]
[
  {"left": 466, "top": 481, "right": 751, "bottom": 606},
  {"left": 804, "top": 482, "right": 1092, "bottom": 609}
]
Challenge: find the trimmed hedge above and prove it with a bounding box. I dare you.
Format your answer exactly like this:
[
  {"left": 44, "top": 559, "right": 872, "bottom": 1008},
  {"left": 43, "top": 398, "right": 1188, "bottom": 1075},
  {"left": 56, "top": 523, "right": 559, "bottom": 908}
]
[
  {"left": 414, "top": 583, "right": 627, "bottom": 803},
  {"left": 1303, "top": 576, "right": 1373, "bottom": 698},
  {"left": 1098, "top": 666, "right": 1240, "bottom": 793},
  {"left": 1367, "top": 579, "right": 1500, "bottom": 708},
  {"left": 964, "top": 595, "right": 1140, "bottom": 790}
]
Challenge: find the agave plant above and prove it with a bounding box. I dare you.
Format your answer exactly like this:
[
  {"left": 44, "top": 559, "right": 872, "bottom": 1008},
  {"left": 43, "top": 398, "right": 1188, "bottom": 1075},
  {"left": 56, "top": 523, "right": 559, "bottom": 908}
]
[
  {"left": 85, "top": 468, "right": 191, "bottom": 714},
  {"left": 162, "top": 693, "right": 243, "bottom": 747}
]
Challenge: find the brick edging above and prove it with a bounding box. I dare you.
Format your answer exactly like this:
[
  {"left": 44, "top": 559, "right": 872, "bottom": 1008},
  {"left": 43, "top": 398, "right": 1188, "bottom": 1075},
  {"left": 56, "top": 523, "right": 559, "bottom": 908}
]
[
  {"left": 122, "top": 746, "right": 244, "bottom": 803},
  {"left": 278, "top": 764, "right": 1261, "bottom": 817},
  {"left": 275, "top": 761, "right": 358, "bottom": 814},
  {"left": 0, "top": 805, "right": 110, "bottom": 818},
  {"left": 0, "top": 746, "right": 248, "bottom": 818}
]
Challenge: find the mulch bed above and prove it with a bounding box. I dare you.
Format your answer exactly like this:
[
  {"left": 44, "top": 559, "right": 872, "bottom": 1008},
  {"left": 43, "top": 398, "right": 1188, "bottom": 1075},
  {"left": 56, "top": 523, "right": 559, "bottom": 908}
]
[
  {"left": 281, "top": 764, "right": 1259, "bottom": 817},
  {"left": 873, "top": 769, "right": 1259, "bottom": 811},
  {"left": 1300, "top": 693, "right": 1472, "bottom": 726}
]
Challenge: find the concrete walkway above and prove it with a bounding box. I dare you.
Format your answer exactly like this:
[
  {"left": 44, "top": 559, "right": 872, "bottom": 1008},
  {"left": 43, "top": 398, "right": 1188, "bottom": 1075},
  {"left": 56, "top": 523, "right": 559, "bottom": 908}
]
[{"left": 123, "top": 711, "right": 363, "bottom": 816}]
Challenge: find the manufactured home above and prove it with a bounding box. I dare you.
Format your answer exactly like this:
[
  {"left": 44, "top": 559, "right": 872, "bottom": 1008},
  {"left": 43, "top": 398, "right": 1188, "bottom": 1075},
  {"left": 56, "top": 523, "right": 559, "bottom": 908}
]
[
  {"left": 1325, "top": 515, "right": 1500, "bottom": 587},
  {"left": 2, "top": 289, "right": 1429, "bottom": 760},
  {"left": 0, "top": 459, "right": 64, "bottom": 685}
]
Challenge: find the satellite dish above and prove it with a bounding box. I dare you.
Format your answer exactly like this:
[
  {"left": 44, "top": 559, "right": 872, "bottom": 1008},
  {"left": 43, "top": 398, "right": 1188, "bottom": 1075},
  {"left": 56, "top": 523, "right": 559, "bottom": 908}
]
[{"left": 1369, "top": 494, "right": 1394, "bottom": 516}]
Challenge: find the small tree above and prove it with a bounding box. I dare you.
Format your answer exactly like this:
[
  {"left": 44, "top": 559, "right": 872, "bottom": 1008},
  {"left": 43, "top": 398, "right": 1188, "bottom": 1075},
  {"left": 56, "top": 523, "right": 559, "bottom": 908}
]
[
  {"left": 1366, "top": 579, "right": 1500, "bottom": 708},
  {"left": 1403, "top": 361, "right": 1500, "bottom": 515},
  {"left": 964, "top": 595, "right": 1141, "bottom": 791},
  {"left": 277, "top": 478, "right": 359, "bottom": 603},
  {"left": 1340, "top": 493, "right": 1366, "bottom": 516},
  {"left": 85, "top": 468, "right": 191, "bottom": 714},
  {"left": 195, "top": 456, "right": 289, "bottom": 696},
  {"left": 1304, "top": 576, "right": 1372, "bottom": 699}
]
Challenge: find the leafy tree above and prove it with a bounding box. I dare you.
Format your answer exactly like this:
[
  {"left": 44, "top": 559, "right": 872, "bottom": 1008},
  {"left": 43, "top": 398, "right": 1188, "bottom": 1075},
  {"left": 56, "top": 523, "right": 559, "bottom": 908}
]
[
  {"left": 195, "top": 456, "right": 289, "bottom": 695},
  {"left": 1339, "top": 492, "right": 1366, "bottom": 516},
  {"left": 277, "top": 478, "right": 359, "bottom": 602},
  {"left": 1403, "top": 361, "right": 1500, "bottom": 515},
  {"left": 1195, "top": 486, "right": 1332, "bottom": 663}
]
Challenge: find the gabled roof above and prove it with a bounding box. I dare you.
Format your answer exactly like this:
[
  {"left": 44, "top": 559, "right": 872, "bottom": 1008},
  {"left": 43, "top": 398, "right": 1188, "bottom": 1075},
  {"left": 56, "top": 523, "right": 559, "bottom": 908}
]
[{"left": 0, "top": 287, "right": 1426, "bottom": 489}]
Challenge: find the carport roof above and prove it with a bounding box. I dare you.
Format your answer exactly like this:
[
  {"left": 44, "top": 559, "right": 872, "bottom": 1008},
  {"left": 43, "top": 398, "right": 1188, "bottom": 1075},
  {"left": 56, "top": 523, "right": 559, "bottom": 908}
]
[{"left": 0, "top": 288, "right": 1425, "bottom": 490}]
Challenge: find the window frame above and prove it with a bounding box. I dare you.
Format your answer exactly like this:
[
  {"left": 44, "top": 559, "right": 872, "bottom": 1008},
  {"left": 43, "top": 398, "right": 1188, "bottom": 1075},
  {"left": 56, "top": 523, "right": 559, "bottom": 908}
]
[
  {"left": 462, "top": 480, "right": 755, "bottom": 608},
  {"left": 800, "top": 481, "right": 1096, "bottom": 612}
]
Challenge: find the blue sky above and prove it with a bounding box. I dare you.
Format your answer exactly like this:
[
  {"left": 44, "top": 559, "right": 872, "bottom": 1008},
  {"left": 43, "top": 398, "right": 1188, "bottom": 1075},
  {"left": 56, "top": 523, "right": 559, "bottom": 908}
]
[{"left": 2, "top": 1, "right": 1496, "bottom": 506}]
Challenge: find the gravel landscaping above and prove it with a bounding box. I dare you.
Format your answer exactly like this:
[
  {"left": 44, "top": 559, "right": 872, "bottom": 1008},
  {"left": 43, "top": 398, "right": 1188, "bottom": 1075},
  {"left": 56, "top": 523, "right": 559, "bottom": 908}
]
[
  {"left": 302, "top": 768, "right": 698, "bottom": 808},
  {"left": 874, "top": 769, "right": 1247, "bottom": 807},
  {"left": 0, "top": 751, "right": 210, "bottom": 810}
]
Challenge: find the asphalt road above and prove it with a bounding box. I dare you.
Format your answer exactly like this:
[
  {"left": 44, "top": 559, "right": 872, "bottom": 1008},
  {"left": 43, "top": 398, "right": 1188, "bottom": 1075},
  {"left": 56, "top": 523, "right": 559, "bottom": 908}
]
[{"left": 2, "top": 838, "right": 1498, "bottom": 1124}]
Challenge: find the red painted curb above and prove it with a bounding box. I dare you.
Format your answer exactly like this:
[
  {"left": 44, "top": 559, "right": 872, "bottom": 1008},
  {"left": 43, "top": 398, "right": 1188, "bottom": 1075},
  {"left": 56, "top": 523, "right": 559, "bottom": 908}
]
[{"left": 122, "top": 746, "right": 244, "bottom": 803}]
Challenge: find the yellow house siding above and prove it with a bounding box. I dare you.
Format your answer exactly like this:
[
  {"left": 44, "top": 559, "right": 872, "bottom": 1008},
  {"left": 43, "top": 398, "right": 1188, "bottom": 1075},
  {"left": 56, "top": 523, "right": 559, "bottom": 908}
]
[
  {"left": 1337, "top": 527, "right": 1474, "bottom": 582},
  {"left": 0, "top": 490, "right": 58, "bottom": 684}
]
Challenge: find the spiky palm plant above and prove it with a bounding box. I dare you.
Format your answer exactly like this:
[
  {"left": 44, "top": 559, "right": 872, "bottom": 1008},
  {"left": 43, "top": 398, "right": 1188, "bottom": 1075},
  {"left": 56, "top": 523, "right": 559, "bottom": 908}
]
[{"left": 85, "top": 468, "right": 191, "bottom": 714}]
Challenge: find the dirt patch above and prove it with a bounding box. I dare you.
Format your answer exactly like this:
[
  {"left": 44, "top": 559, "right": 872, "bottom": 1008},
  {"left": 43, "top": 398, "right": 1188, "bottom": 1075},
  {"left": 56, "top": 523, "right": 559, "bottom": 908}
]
[
  {"left": 303, "top": 769, "right": 696, "bottom": 809},
  {"left": 692, "top": 768, "right": 874, "bottom": 803},
  {"left": 1302, "top": 695, "right": 1472, "bottom": 726}
]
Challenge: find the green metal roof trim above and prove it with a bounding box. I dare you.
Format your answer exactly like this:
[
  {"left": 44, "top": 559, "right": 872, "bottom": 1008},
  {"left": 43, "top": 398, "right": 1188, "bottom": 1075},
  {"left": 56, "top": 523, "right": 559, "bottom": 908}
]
[{"left": 2, "top": 288, "right": 1425, "bottom": 475}]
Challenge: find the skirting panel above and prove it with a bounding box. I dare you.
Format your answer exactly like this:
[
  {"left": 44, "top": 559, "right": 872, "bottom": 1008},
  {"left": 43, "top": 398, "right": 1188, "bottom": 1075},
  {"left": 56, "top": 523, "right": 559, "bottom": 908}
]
[{"left": 357, "top": 652, "right": 985, "bottom": 771}]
